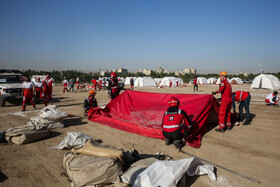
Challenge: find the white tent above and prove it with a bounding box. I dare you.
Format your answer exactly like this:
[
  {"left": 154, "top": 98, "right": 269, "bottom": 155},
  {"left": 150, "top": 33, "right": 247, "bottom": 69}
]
[
  {"left": 207, "top": 78, "right": 217, "bottom": 84},
  {"left": 134, "top": 77, "right": 156, "bottom": 87},
  {"left": 231, "top": 77, "right": 243, "bottom": 84},
  {"left": 159, "top": 77, "right": 184, "bottom": 87},
  {"left": 124, "top": 77, "right": 136, "bottom": 85},
  {"left": 216, "top": 78, "right": 231, "bottom": 85},
  {"left": 153, "top": 78, "right": 163, "bottom": 85},
  {"left": 250, "top": 74, "right": 280, "bottom": 90},
  {"left": 197, "top": 77, "right": 208, "bottom": 84}
]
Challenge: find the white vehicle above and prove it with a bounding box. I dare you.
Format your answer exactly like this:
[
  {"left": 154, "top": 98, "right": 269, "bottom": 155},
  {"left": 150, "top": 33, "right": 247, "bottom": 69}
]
[{"left": 0, "top": 70, "right": 23, "bottom": 107}]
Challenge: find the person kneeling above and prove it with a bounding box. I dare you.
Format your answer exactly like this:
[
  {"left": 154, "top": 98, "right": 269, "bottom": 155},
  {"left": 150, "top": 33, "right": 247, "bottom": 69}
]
[
  {"left": 161, "top": 97, "right": 191, "bottom": 149},
  {"left": 265, "top": 91, "right": 279, "bottom": 106},
  {"left": 84, "top": 90, "right": 98, "bottom": 116}
]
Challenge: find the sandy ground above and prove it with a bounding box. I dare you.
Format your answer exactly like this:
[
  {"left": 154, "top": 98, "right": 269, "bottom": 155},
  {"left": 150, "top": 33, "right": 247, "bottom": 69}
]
[{"left": 0, "top": 83, "right": 279, "bottom": 187}]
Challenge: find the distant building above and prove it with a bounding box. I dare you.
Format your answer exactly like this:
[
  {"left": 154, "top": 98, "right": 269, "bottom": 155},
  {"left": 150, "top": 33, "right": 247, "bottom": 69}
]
[
  {"left": 143, "top": 68, "right": 151, "bottom": 76},
  {"left": 184, "top": 68, "right": 191, "bottom": 74},
  {"left": 117, "top": 68, "right": 128, "bottom": 75},
  {"left": 175, "top": 71, "right": 184, "bottom": 76},
  {"left": 190, "top": 68, "right": 196, "bottom": 74},
  {"left": 244, "top": 73, "right": 248, "bottom": 77},
  {"left": 156, "top": 67, "right": 164, "bottom": 74}
]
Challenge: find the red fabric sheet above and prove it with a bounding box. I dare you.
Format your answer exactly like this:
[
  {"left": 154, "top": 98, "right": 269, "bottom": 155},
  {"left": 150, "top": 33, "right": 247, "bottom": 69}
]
[{"left": 88, "top": 90, "right": 219, "bottom": 148}]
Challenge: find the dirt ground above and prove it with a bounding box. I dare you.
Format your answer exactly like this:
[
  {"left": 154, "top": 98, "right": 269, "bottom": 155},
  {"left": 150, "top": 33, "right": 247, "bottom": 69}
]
[{"left": 0, "top": 83, "right": 279, "bottom": 187}]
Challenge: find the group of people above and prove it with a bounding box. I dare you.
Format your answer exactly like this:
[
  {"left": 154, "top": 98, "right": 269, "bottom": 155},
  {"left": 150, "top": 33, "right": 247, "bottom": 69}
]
[
  {"left": 62, "top": 77, "right": 86, "bottom": 93},
  {"left": 22, "top": 73, "right": 53, "bottom": 111}
]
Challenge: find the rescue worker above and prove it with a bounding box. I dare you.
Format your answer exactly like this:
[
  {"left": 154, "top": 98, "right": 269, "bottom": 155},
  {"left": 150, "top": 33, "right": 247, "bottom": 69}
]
[
  {"left": 62, "top": 77, "right": 69, "bottom": 93},
  {"left": 76, "top": 77, "right": 80, "bottom": 89},
  {"left": 130, "top": 78, "right": 134, "bottom": 90},
  {"left": 92, "top": 78, "right": 97, "bottom": 91},
  {"left": 265, "top": 91, "right": 279, "bottom": 106},
  {"left": 176, "top": 80, "right": 179, "bottom": 88},
  {"left": 69, "top": 78, "right": 74, "bottom": 92},
  {"left": 42, "top": 73, "right": 54, "bottom": 106},
  {"left": 107, "top": 72, "right": 120, "bottom": 100},
  {"left": 99, "top": 78, "right": 103, "bottom": 90},
  {"left": 84, "top": 90, "right": 98, "bottom": 116},
  {"left": 232, "top": 91, "right": 251, "bottom": 125},
  {"left": 34, "top": 77, "right": 43, "bottom": 104},
  {"left": 193, "top": 78, "right": 198, "bottom": 92},
  {"left": 169, "top": 80, "right": 172, "bottom": 88},
  {"left": 161, "top": 97, "right": 191, "bottom": 149},
  {"left": 22, "top": 76, "right": 36, "bottom": 111},
  {"left": 212, "top": 71, "right": 232, "bottom": 132}
]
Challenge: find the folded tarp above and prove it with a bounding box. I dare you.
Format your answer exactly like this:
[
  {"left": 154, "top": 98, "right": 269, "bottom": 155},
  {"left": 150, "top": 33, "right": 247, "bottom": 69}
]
[{"left": 88, "top": 90, "right": 219, "bottom": 148}]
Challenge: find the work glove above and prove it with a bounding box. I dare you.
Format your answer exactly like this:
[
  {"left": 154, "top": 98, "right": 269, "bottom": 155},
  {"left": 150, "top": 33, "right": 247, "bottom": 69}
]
[{"left": 211, "top": 92, "right": 216, "bottom": 95}]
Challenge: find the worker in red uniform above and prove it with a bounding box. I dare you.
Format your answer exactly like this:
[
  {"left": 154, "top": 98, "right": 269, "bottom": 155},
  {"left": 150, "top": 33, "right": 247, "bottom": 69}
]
[
  {"left": 232, "top": 91, "right": 251, "bottom": 125},
  {"left": 212, "top": 71, "right": 232, "bottom": 132},
  {"left": 176, "top": 80, "right": 179, "bottom": 87},
  {"left": 107, "top": 72, "right": 120, "bottom": 100},
  {"left": 161, "top": 97, "right": 191, "bottom": 149},
  {"left": 76, "top": 77, "right": 80, "bottom": 89},
  {"left": 130, "top": 78, "right": 134, "bottom": 90},
  {"left": 169, "top": 80, "right": 172, "bottom": 88},
  {"left": 42, "top": 73, "right": 54, "bottom": 106},
  {"left": 84, "top": 90, "right": 98, "bottom": 116},
  {"left": 265, "top": 91, "right": 279, "bottom": 106},
  {"left": 34, "top": 77, "right": 43, "bottom": 104},
  {"left": 92, "top": 78, "right": 97, "bottom": 91},
  {"left": 62, "top": 77, "right": 69, "bottom": 93},
  {"left": 193, "top": 78, "right": 198, "bottom": 92},
  {"left": 98, "top": 78, "right": 103, "bottom": 90},
  {"left": 22, "top": 76, "right": 36, "bottom": 111}
]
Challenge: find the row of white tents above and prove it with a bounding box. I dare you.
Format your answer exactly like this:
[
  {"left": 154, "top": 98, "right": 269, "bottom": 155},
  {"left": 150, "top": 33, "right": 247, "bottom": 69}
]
[{"left": 122, "top": 74, "right": 280, "bottom": 90}]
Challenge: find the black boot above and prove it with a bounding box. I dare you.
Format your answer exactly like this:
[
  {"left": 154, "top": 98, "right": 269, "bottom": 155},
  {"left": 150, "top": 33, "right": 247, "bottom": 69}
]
[
  {"left": 243, "top": 121, "right": 251, "bottom": 125},
  {"left": 215, "top": 128, "right": 225, "bottom": 133},
  {"left": 165, "top": 139, "right": 172, "bottom": 145}
]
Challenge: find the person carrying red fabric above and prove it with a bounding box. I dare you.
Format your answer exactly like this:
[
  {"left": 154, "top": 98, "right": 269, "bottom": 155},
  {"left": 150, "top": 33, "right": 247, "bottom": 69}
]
[
  {"left": 212, "top": 71, "right": 232, "bottom": 133},
  {"left": 76, "top": 77, "right": 80, "bottom": 89},
  {"left": 62, "top": 77, "right": 69, "bottom": 93},
  {"left": 34, "top": 77, "right": 43, "bottom": 104},
  {"left": 42, "top": 73, "right": 54, "bottom": 106},
  {"left": 161, "top": 97, "right": 191, "bottom": 149},
  {"left": 84, "top": 90, "right": 98, "bottom": 116},
  {"left": 107, "top": 72, "right": 120, "bottom": 100},
  {"left": 265, "top": 91, "right": 279, "bottom": 106},
  {"left": 92, "top": 78, "right": 97, "bottom": 91},
  {"left": 22, "top": 76, "right": 36, "bottom": 111},
  {"left": 193, "top": 78, "right": 198, "bottom": 92},
  {"left": 232, "top": 91, "right": 251, "bottom": 125}
]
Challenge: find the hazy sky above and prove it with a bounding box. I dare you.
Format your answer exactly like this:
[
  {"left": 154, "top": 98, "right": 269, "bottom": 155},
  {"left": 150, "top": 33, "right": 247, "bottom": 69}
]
[{"left": 0, "top": 0, "right": 280, "bottom": 74}]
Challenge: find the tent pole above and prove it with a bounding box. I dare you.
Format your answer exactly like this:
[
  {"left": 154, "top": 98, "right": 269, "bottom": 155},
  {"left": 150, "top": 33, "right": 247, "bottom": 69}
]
[{"left": 179, "top": 149, "right": 261, "bottom": 184}]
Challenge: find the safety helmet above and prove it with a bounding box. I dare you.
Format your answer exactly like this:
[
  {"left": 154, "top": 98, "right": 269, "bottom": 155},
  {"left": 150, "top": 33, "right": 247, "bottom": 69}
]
[
  {"left": 111, "top": 72, "right": 117, "bottom": 78},
  {"left": 219, "top": 71, "right": 228, "bottom": 76},
  {"left": 89, "top": 90, "right": 96, "bottom": 95},
  {"left": 168, "top": 96, "right": 179, "bottom": 107}
]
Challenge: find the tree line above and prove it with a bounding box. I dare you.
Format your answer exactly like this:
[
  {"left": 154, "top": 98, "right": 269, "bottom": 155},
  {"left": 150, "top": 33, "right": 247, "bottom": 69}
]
[{"left": 21, "top": 69, "right": 280, "bottom": 84}]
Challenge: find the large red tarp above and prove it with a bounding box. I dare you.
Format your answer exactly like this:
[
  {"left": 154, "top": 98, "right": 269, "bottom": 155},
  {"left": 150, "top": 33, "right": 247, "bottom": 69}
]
[{"left": 88, "top": 90, "right": 219, "bottom": 148}]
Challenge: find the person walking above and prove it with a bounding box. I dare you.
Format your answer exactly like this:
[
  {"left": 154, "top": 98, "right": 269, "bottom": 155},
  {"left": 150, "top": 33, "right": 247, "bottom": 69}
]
[
  {"left": 69, "top": 78, "right": 74, "bottom": 92},
  {"left": 107, "top": 72, "right": 120, "bottom": 100},
  {"left": 34, "top": 77, "right": 43, "bottom": 103},
  {"left": 193, "top": 78, "right": 198, "bottom": 92},
  {"left": 22, "top": 76, "right": 36, "bottom": 111},
  {"left": 62, "top": 77, "right": 69, "bottom": 93},
  {"left": 130, "top": 78, "right": 134, "bottom": 90},
  {"left": 76, "top": 77, "right": 80, "bottom": 89},
  {"left": 212, "top": 71, "right": 232, "bottom": 132},
  {"left": 42, "top": 73, "right": 54, "bottom": 106}
]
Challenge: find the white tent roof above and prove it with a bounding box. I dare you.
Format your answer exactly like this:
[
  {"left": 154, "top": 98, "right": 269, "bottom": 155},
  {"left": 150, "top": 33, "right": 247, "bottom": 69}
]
[
  {"left": 250, "top": 74, "right": 280, "bottom": 90},
  {"left": 124, "top": 77, "right": 136, "bottom": 85},
  {"left": 159, "top": 77, "right": 184, "bottom": 87},
  {"left": 197, "top": 77, "right": 208, "bottom": 84},
  {"left": 207, "top": 78, "right": 217, "bottom": 84},
  {"left": 231, "top": 77, "right": 243, "bottom": 84},
  {"left": 153, "top": 78, "right": 163, "bottom": 84},
  {"left": 216, "top": 78, "right": 231, "bottom": 85},
  {"left": 134, "top": 77, "right": 156, "bottom": 87}
]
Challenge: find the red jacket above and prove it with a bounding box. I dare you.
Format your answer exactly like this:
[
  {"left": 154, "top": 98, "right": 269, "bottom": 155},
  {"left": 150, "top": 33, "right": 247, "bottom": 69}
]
[
  {"left": 42, "top": 77, "right": 53, "bottom": 91},
  {"left": 194, "top": 79, "right": 197, "bottom": 84},
  {"left": 233, "top": 91, "right": 249, "bottom": 102},
  {"left": 216, "top": 79, "right": 232, "bottom": 98},
  {"left": 162, "top": 109, "right": 189, "bottom": 133}
]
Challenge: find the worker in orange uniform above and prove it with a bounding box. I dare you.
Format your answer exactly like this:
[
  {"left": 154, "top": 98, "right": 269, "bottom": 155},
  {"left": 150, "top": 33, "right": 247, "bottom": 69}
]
[
  {"left": 161, "top": 97, "right": 191, "bottom": 149},
  {"left": 22, "top": 76, "right": 36, "bottom": 111},
  {"left": 212, "top": 71, "right": 232, "bottom": 132},
  {"left": 107, "top": 72, "right": 120, "bottom": 100},
  {"left": 84, "top": 90, "right": 98, "bottom": 116}
]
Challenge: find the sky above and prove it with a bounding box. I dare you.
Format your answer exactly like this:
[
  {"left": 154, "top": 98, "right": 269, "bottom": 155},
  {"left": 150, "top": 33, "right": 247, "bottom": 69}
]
[{"left": 0, "top": 0, "right": 280, "bottom": 74}]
